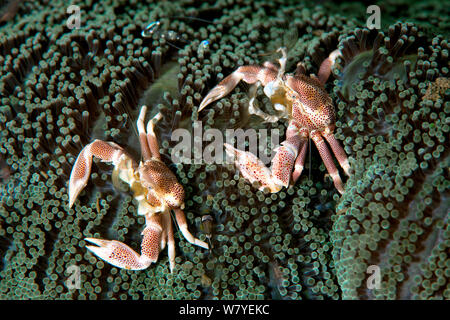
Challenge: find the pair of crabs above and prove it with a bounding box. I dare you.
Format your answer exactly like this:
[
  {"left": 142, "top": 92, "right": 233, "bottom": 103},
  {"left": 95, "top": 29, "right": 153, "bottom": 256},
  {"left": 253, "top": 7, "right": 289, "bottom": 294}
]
[{"left": 68, "top": 47, "right": 350, "bottom": 272}]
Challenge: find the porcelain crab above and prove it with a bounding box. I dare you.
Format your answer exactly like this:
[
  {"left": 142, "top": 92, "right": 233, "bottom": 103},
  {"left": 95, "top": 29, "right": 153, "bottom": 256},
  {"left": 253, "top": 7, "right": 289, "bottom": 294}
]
[
  {"left": 68, "top": 105, "right": 208, "bottom": 272},
  {"left": 199, "top": 47, "right": 350, "bottom": 194}
]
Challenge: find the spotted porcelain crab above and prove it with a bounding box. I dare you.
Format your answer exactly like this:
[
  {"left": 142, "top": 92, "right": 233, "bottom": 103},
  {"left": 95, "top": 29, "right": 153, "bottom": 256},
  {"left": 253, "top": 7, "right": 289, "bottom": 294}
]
[
  {"left": 68, "top": 105, "right": 208, "bottom": 272},
  {"left": 199, "top": 47, "right": 350, "bottom": 194}
]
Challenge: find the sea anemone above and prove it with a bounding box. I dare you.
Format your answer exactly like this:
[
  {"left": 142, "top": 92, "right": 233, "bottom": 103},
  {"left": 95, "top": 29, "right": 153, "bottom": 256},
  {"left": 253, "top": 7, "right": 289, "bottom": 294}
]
[{"left": 0, "top": 0, "right": 447, "bottom": 300}]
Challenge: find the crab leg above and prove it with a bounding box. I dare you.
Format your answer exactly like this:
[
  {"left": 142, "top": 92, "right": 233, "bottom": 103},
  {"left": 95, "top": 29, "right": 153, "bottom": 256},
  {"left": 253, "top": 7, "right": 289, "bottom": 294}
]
[
  {"left": 199, "top": 65, "right": 277, "bottom": 111},
  {"left": 270, "top": 121, "right": 305, "bottom": 188},
  {"left": 317, "top": 49, "right": 341, "bottom": 85},
  {"left": 137, "top": 105, "right": 163, "bottom": 161},
  {"left": 84, "top": 214, "right": 163, "bottom": 270},
  {"left": 322, "top": 129, "right": 351, "bottom": 176},
  {"left": 262, "top": 61, "right": 279, "bottom": 71},
  {"left": 162, "top": 210, "right": 176, "bottom": 272},
  {"left": 146, "top": 112, "right": 162, "bottom": 160},
  {"left": 68, "top": 140, "right": 135, "bottom": 208},
  {"left": 137, "top": 106, "right": 152, "bottom": 161},
  {"left": 291, "top": 137, "right": 308, "bottom": 184},
  {"left": 311, "top": 130, "right": 345, "bottom": 194},
  {"left": 295, "top": 61, "right": 306, "bottom": 77},
  {"left": 174, "top": 208, "right": 209, "bottom": 249}
]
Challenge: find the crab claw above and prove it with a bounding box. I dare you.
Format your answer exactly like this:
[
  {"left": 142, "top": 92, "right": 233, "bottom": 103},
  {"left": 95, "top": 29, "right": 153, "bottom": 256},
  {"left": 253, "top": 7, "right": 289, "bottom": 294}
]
[
  {"left": 84, "top": 238, "right": 153, "bottom": 270},
  {"left": 68, "top": 146, "right": 93, "bottom": 208},
  {"left": 68, "top": 140, "right": 131, "bottom": 208},
  {"left": 199, "top": 65, "right": 277, "bottom": 112},
  {"left": 224, "top": 143, "right": 282, "bottom": 193},
  {"left": 84, "top": 220, "right": 162, "bottom": 270},
  {"left": 199, "top": 85, "right": 230, "bottom": 112}
]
